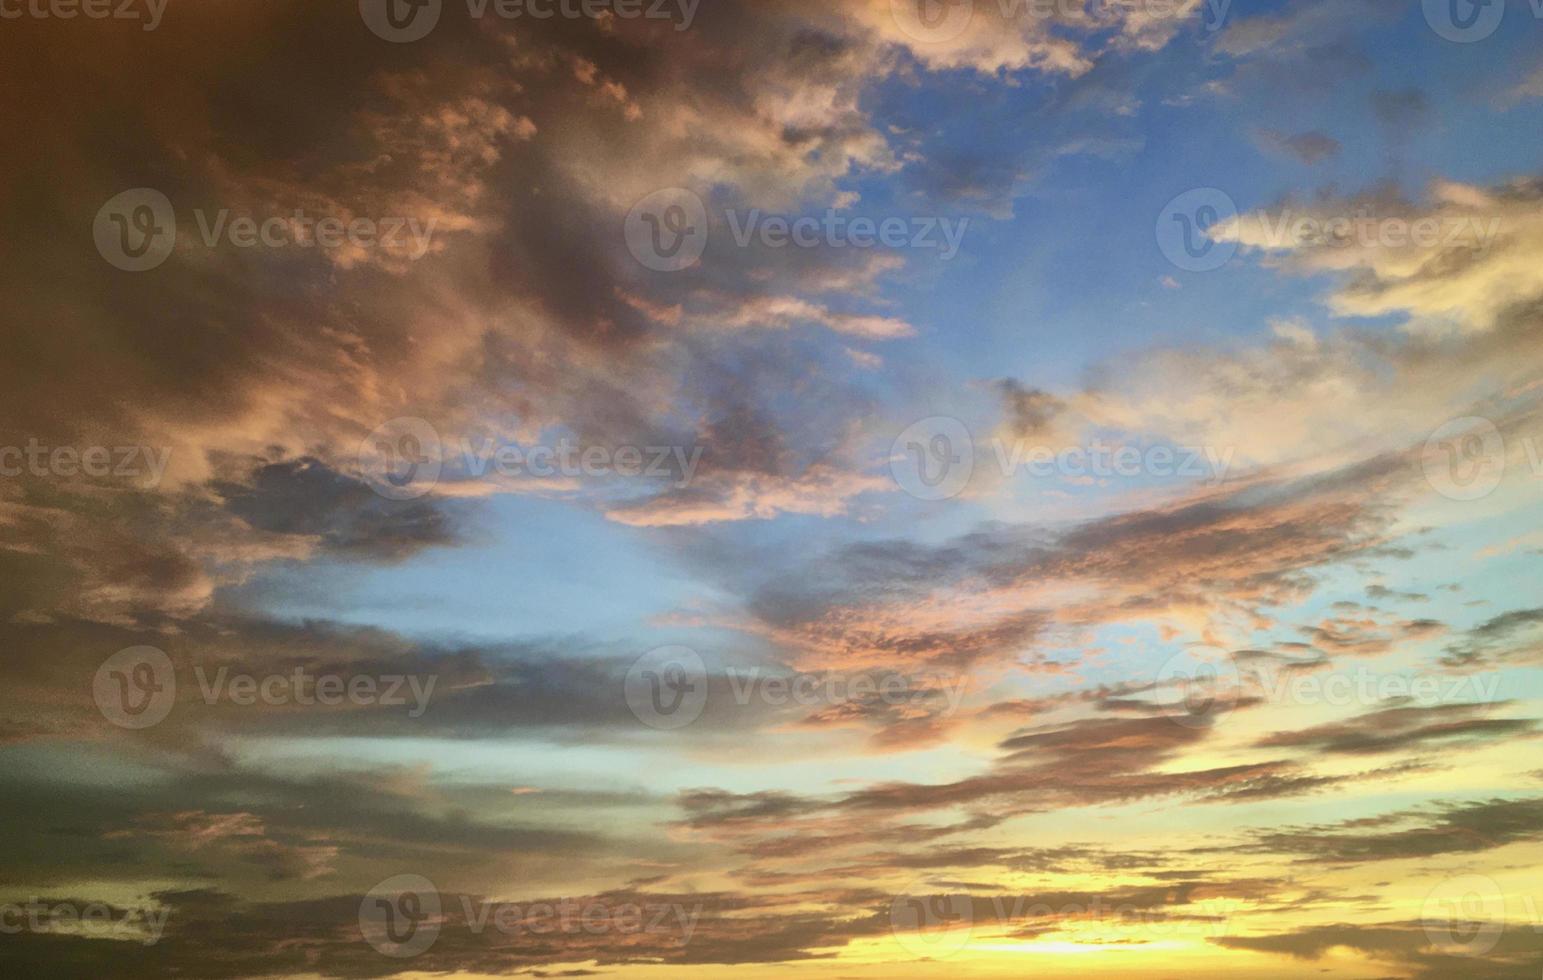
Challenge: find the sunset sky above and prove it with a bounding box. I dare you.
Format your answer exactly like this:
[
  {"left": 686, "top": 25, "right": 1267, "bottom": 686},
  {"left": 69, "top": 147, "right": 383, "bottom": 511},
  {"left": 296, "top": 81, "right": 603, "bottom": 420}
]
[{"left": 2, "top": 0, "right": 1543, "bottom": 977}]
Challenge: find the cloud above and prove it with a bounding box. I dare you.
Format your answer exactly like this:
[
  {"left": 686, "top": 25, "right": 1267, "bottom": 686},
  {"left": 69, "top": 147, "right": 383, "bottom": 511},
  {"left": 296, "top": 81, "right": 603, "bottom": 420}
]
[
  {"left": 1254, "top": 701, "right": 1534, "bottom": 756},
  {"left": 1253, "top": 128, "right": 1341, "bottom": 164}
]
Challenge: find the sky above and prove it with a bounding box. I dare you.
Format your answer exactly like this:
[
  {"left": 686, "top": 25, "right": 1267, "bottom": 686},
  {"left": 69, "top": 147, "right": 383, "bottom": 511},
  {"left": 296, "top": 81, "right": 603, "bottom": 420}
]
[{"left": 2, "top": 0, "right": 1543, "bottom": 977}]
